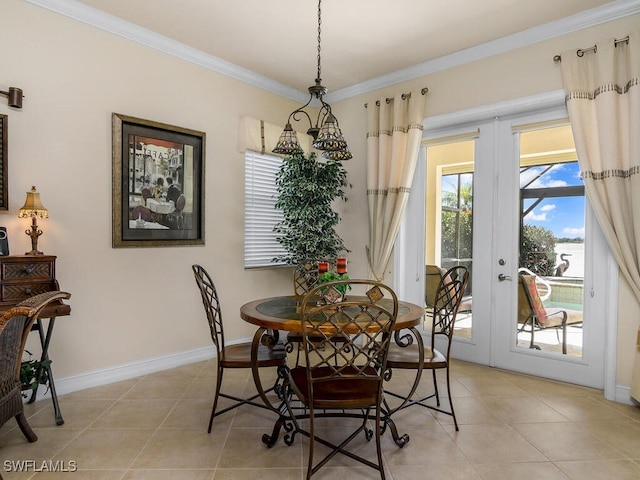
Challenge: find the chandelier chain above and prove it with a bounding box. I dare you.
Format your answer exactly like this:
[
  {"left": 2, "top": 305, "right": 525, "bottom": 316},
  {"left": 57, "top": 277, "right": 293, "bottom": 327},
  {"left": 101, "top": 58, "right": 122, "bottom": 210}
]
[{"left": 316, "top": 0, "right": 322, "bottom": 82}]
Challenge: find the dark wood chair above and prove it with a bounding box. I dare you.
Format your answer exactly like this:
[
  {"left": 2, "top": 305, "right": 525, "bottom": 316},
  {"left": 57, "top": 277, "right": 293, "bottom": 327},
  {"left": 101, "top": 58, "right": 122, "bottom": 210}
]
[
  {"left": 385, "top": 266, "right": 469, "bottom": 431},
  {"left": 0, "top": 291, "right": 71, "bottom": 442},
  {"left": 192, "top": 264, "right": 287, "bottom": 432},
  {"left": 281, "top": 279, "right": 398, "bottom": 479}
]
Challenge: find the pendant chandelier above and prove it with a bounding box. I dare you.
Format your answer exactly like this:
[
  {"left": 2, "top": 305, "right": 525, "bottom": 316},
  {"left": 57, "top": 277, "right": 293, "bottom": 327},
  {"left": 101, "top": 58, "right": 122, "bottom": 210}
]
[{"left": 272, "top": 0, "right": 352, "bottom": 160}]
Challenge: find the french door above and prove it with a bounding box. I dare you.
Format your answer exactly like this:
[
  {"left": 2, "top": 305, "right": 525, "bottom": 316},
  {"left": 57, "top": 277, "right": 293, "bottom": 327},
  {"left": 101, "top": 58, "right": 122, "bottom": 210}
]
[{"left": 396, "top": 104, "right": 614, "bottom": 389}]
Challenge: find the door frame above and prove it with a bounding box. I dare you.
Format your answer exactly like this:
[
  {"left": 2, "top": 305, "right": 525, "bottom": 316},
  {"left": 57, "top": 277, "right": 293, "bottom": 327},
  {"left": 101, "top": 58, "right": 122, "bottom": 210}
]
[{"left": 394, "top": 90, "right": 618, "bottom": 400}]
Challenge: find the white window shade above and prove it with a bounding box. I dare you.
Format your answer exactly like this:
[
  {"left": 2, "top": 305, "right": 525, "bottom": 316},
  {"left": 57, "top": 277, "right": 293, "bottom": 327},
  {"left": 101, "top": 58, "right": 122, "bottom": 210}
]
[{"left": 244, "top": 151, "right": 287, "bottom": 268}]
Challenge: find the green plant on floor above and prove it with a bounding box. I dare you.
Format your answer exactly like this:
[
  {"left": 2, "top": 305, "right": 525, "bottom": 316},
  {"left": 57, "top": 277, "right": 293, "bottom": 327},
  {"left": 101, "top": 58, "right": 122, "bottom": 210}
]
[
  {"left": 273, "top": 151, "right": 350, "bottom": 266},
  {"left": 20, "top": 350, "right": 50, "bottom": 398}
]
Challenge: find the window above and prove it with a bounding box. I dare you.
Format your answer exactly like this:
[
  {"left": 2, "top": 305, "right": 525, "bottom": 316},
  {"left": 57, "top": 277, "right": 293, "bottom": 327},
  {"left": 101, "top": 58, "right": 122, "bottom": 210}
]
[
  {"left": 244, "top": 151, "right": 287, "bottom": 268},
  {"left": 441, "top": 171, "right": 473, "bottom": 274}
]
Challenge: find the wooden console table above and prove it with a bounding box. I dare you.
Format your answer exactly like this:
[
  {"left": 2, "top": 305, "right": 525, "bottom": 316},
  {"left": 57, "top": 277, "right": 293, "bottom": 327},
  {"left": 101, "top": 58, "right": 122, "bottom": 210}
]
[{"left": 0, "top": 255, "right": 71, "bottom": 425}]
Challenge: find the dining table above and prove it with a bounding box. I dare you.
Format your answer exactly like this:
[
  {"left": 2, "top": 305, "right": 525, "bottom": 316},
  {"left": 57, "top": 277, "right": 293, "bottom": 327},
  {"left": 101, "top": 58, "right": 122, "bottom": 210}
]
[{"left": 240, "top": 294, "right": 424, "bottom": 448}]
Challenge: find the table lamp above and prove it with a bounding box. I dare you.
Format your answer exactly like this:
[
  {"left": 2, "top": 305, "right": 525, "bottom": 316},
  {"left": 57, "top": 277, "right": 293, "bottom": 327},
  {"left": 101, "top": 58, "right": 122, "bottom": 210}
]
[{"left": 18, "top": 186, "right": 48, "bottom": 255}]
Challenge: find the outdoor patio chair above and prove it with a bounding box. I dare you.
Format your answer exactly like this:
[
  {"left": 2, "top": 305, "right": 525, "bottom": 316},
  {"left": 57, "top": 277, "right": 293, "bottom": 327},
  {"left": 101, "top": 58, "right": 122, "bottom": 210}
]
[{"left": 518, "top": 274, "right": 583, "bottom": 354}]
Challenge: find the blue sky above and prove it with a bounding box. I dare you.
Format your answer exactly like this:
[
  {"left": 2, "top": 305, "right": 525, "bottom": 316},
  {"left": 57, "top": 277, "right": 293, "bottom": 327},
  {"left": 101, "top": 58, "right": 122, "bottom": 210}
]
[{"left": 521, "top": 161, "right": 585, "bottom": 239}]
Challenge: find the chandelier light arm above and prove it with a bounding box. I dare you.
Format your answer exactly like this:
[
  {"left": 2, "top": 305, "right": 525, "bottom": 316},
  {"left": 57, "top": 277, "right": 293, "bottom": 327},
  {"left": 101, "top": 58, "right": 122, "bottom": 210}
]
[
  {"left": 288, "top": 98, "right": 315, "bottom": 129},
  {"left": 314, "top": 104, "right": 331, "bottom": 132}
]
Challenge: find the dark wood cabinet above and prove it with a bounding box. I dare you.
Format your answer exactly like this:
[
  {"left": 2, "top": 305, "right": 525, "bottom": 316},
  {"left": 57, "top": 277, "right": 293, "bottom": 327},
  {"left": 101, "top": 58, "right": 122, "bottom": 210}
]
[
  {"left": 0, "top": 255, "right": 70, "bottom": 317},
  {"left": 0, "top": 255, "right": 71, "bottom": 425}
]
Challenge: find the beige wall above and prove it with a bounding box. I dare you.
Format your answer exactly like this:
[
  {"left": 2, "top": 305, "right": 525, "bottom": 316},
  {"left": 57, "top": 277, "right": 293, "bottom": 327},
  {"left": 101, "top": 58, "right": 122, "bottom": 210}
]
[
  {"left": 0, "top": 0, "right": 305, "bottom": 379},
  {"left": 2, "top": 0, "right": 638, "bottom": 395}
]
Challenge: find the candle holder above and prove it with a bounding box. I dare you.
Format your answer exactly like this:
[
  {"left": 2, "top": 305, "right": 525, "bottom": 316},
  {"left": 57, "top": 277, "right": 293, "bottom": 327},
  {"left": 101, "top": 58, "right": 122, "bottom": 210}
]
[{"left": 336, "top": 257, "right": 347, "bottom": 274}]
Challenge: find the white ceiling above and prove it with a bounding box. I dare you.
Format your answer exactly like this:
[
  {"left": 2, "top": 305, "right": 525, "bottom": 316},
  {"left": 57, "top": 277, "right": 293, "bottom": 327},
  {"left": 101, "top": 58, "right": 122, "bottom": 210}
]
[{"left": 37, "top": 0, "right": 638, "bottom": 99}]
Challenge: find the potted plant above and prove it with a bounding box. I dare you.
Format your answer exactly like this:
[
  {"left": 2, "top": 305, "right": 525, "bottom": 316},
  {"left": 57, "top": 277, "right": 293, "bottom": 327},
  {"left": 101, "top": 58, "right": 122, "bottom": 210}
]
[
  {"left": 273, "top": 151, "right": 350, "bottom": 268},
  {"left": 317, "top": 271, "right": 352, "bottom": 295},
  {"left": 20, "top": 351, "right": 50, "bottom": 398}
]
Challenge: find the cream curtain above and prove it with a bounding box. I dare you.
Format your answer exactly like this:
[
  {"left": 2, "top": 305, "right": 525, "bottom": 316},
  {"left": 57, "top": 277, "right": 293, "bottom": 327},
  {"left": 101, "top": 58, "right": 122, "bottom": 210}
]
[
  {"left": 559, "top": 30, "right": 640, "bottom": 401},
  {"left": 366, "top": 90, "right": 427, "bottom": 280}
]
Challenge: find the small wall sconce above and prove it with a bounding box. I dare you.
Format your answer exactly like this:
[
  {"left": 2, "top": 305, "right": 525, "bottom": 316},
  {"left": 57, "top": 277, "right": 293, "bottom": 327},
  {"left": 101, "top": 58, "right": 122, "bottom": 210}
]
[
  {"left": 18, "top": 186, "right": 48, "bottom": 255},
  {"left": 0, "top": 87, "right": 23, "bottom": 108}
]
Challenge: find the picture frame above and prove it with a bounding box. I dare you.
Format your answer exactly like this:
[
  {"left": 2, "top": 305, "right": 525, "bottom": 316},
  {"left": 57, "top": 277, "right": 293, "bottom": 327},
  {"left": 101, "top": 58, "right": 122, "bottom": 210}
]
[
  {"left": 112, "top": 113, "right": 205, "bottom": 247},
  {"left": 0, "top": 114, "right": 8, "bottom": 210}
]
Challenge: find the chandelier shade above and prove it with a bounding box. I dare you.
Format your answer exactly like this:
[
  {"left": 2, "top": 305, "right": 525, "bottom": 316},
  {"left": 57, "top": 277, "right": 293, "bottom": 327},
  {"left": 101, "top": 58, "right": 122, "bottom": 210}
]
[
  {"left": 312, "top": 113, "right": 347, "bottom": 151},
  {"left": 272, "top": 0, "right": 350, "bottom": 160},
  {"left": 322, "top": 147, "right": 353, "bottom": 161},
  {"left": 272, "top": 123, "right": 304, "bottom": 155}
]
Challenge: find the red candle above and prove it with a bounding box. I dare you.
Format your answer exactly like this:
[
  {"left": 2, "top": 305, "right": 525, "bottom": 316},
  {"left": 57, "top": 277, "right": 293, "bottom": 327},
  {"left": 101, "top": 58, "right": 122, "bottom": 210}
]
[
  {"left": 336, "top": 257, "right": 347, "bottom": 274},
  {"left": 318, "top": 261, "right": 329, "bottom": 274}
]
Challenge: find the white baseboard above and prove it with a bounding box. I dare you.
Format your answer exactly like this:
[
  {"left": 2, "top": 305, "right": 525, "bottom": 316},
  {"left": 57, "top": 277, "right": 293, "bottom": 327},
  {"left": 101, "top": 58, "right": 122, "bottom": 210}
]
[
  {"left": 614, "top": 383, "right": 638, "bottom": 406},
  {"left": 43, "top": 346, "right": 216, "bottom": 399}
]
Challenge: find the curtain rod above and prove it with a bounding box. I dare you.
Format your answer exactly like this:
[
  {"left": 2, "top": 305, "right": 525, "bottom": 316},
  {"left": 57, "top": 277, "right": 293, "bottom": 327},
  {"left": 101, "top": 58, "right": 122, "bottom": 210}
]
[
  {"left": 553, "top": 36, "right": 629, "bottom": 63},
  {"left": 364, "top": 87, "right": 428, "bottom": 108}
]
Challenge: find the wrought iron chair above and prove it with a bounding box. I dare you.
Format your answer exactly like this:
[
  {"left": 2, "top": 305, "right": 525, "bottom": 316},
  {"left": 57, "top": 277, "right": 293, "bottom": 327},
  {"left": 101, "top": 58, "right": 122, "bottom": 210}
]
[
  {"left": 518, "top": 274, "right": 582, "bottom": 354},
  {"left": 281, "top": 279, "right": 398, "bottom": 479},
  {"left": 287, "top": 264, "right": 350, "bottom": 366},
  {"left": 192, "top": 264, "right": 287, "bottom": 432},
  {"left": 385, "top": 266, "right": 469, "bottom": 431},
  {"left": 0, "top": 291, "right": 71, "bottom": 442}
]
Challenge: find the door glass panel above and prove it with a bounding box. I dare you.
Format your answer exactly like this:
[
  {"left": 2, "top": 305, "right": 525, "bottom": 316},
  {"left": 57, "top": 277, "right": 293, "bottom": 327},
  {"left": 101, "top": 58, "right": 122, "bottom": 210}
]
[
  {"left": 518, "top": 125, "right": 585, "bottom": 357},
  {"left": 426, "top": 141, "right": 474, "bottom": 338}
]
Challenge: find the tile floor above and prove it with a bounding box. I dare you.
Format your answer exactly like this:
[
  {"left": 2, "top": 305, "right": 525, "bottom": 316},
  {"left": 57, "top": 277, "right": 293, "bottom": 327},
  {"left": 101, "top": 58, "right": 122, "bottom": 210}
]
[{"left": 1, "top": 359, "right": 640, "bottom": 479}]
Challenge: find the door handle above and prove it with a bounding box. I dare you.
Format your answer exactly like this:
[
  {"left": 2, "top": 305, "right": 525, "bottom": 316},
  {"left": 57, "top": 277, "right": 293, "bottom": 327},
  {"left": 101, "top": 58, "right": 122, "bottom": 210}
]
[{"left": 498, "top": 273, "right": 512, "bottom": 281}]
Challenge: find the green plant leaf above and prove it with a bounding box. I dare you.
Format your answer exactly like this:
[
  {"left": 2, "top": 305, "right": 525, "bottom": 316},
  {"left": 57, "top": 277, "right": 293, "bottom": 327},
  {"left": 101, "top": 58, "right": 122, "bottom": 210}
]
[{"left": 273, "top": 151, "right": 351, "bottom": 265}]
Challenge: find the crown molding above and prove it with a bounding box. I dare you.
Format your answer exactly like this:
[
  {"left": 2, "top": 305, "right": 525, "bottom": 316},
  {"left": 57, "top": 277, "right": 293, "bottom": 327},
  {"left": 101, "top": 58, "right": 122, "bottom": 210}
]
[
  {"left": 327, "top": 0, "right": 640, "bottom": 102},
  {"left": 25, "top": 0, "right": 640, "bottom": 103},
  {"left": 24, "top": 0, "right": 309, "bottom": 103}
]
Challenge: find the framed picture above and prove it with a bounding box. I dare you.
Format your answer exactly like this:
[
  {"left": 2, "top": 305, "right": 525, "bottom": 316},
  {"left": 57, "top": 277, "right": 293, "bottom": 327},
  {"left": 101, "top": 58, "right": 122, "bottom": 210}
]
[
  {"left": 0, "top": 114, "right": 7, "bottom": 210},
  {"left": 112, "top": 113, "right": 205, "bottom": 247}
]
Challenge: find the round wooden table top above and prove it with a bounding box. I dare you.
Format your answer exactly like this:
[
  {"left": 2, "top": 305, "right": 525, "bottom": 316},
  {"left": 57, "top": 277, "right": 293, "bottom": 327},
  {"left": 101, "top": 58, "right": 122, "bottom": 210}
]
[{"left": 240, "top": 295, "right": 424, "bottom": 333}]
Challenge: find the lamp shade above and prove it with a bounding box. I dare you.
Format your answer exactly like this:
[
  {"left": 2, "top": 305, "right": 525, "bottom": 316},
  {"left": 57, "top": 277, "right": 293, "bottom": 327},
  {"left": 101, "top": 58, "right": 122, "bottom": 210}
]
[
  {"left": 18, "top": 186, "right": 48, "bottom": 218},
  {"left": 272, "top": 123, "right": 304, "bottom": 155},
  {"left": 311, "top": 113, "right": 347, "bottom": 151}
]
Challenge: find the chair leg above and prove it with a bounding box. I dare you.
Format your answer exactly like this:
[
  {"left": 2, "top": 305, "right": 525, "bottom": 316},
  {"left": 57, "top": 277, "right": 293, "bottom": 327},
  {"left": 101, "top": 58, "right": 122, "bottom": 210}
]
[
  {"left": 374, "top": 408, "right": 386, "bottom": 480},
  {"left": 444, "top": 366, "right": 459, "bottom": 431},
  {"left": 208, "top": 367, "right": 224, "bottom": 433},
  {"left": 306, "top": 406, "right": 315, "bottom": 480},
  {"left": 15, "top": 413, "right": 38, "bottom": 442},
  {"left": 432, "top": 369, "right": 440, "bottom": 406}
]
